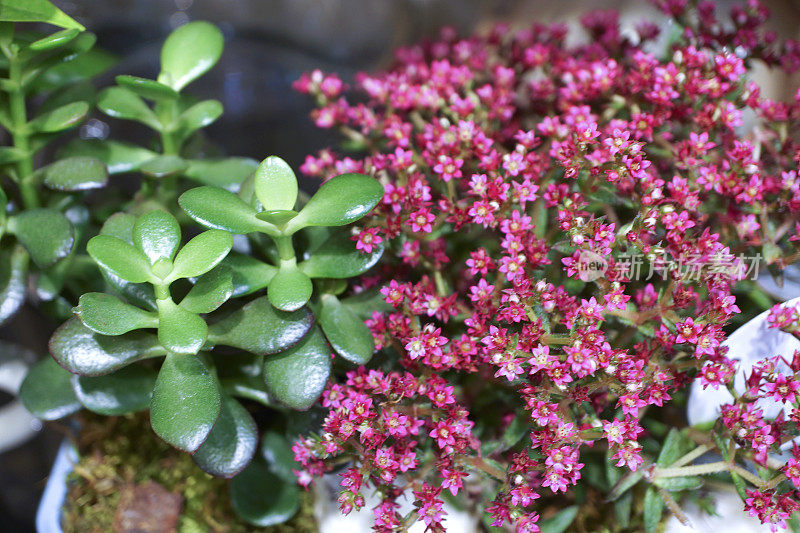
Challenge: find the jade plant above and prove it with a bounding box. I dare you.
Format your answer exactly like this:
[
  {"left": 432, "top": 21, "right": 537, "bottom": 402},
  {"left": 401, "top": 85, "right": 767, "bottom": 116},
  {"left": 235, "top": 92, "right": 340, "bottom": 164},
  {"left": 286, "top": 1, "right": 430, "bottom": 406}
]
[{"left": 4, "top": 2, "right": 385, "bottom": 527}]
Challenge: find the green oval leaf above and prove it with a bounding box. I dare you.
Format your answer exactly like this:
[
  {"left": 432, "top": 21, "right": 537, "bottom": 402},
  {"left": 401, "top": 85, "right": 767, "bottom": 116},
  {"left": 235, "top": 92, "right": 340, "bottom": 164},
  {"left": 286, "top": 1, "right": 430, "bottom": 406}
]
[
  {"left": 50, "top": 317, "right": 166, "bottom": 376},
  {"left": 180, "top": 266, "right": 233, "bottom": 314},
  {"left": 193, "top": 394, "right": 257, "bottom": 477},
  {"left": 97, "top": 87, "right": 160, "bottom": 129},
  {"left": 71, "top": 365, "right": 156, "bottom": 415},
  {"left": 19, "top": 356, "right": 81, "bottom": 420},
  {"left": 208, "top": 296, "right": 313, "bottom": 356},
  {"left": 75, "top": 293, "right": 157, "bottom": 335},
  {"left": 177, "top": 99, "right": 223, "bottom": 133},
  {"left": 220, "top": 253, "right": 276, "bottom": 297},
  {"left": 150, "top": 352, "right": 221, "bottom": 453},
  {"left": 184, "top": 157, "right": 257, "bottom": 191},
  {"left": 158, "top": 21, "right": 223, "bottom": 91},
  {"left": 254, "top": 156, "right": 298, "bottom": 211},
  {"left": 263, "top": 327, "right": 330, "bottom": 410},
  {"left": 87, "top": 234, "right": 154, "bottom": 283},
  {"left": 43, "top": 156, "right": 108, "bottom": 191},
  {"left": 0, "top": 245, "right": 29, "bottom": 325},
  {"left": 28, "top": 27, "right": 80, "bottom": 51},
  {"left": 299, "top": 230, "right": 383, "bottom": 278},
  {"left": 260, "top": 431, "right": 299, "bottom": 483},
  {"left": 267, "top": 266, "right": 312, "bottom": 312},
  {"left": 0, "top": 0, "right": 85, "bottom": 29},
  {"left": 60, "top": 139, "right": 157, "bottom": 174},
  {"left": 157, "top": 298, "right": 208, "bottom": 356},
  {"left": 28, "top": 100, "right": 88, "bottom": 133},
  {"left": 133, "top": 210, "right": 181, "bottom": 264},
  {"left": 115, "top": 75, "right": 178, "bottom": 101},
  {"left": 10, "top": 209, "right": 74, "bottom": 268},
  {"left": 317, "top": 294, "right": 374, "bottom": 364},
  {"left": 139, "top": 155, "right": 188, "bottom": 179},
  {"left": 167, "top": 229, "right": 232, "bottom": 281},
  {"left": 179, "top": 186, "right": 273, "bottom": 235},
  {"left": 230, "top": 458, "right": 300, "bottom": 527},
  {"left": 285, "top": 173, "right": 383, "bottom": 233}
]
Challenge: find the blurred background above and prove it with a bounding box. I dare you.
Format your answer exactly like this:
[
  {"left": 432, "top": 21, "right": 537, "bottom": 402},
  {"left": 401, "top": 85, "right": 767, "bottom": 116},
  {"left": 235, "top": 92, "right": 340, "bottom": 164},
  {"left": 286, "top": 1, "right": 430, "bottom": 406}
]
[{"left": 1, "top": 0, "right": 799, "bottom": 530}]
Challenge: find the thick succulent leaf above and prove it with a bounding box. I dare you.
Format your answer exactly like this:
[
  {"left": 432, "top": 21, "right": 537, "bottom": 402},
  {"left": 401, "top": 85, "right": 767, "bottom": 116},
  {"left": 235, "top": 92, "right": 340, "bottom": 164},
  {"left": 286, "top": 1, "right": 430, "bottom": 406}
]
[
  {"left": 193, "top": 394, "right": 257, "bottom": 477},
  {"left": 263, "top": 327, "right": 331, "bottom": 410},
  {"left": 35, "top": 49, "right": 114, "bottom": 92},
  {"left": 285, "top": 173, "right": 383, "bottom": 233},
  {"left": 50, "top": 317, "right": 166, "bottom": 376},
  {"left": 216, "top": 353, "right": 270, "bottom": 406},
  {"left": 0, "top": 0, "right": 85, "bottom": 29},
  {"left": 184, "top": 157, "right": 257, "bottom": 191},
  {"left": 317, "top": 294, "right": 374, "bottom": 364},
  {"left": 260, "top": 431, "right": 299, "bottom": 483},
  {"left": 230, "top": 458, "right": 300, "bottom": 527},
  {"left": 101, "top": 213, "right": 136, "bottom": 242},
  {"left": 180, "top": 266, "right": 233, "bottom": 314},
  {"left": 254, "top": 156, "right": 297, "bottom": 211},
  {"left": 60, "top": 139, "right": 157, "bottom": 174},
  {"left": 156, "top": 298, "right": 208, "bottom": 355},
  {"left": 42, "top": 156, "right": 108, "bottom": 191},
  {"left": 87, "top": 234, "right": 154, "bottom": 283},
  {"left": 340, "top": 289, "right": 393, "bottom": 319},
  {"left": 267, "top": 265, "right": 312, "bottom": 312},
  {"left": 97, "top": 215, "right": 158, "bottom": 311},
  {"left": 97, "top": 87, "right": 160, "bottom": 129},
  {"left": 158, "top": 21, "right": 223, "bottom": 91},
  {"left": 71, "top": 365, "right": 156, "bottom": 415},
  {"left": 115, "top": 75, "right": 178, "bottom": 101},
  {"left": 208, "top": 296, "right": 313, "bottom": 355},
  {"left": 220, "top": 253, "right": 276, "bottom": 297},
  {"left": 167, "top": 229, "right": 232, "bottom": 281},
  {"left": 299, "top": 230, "right": 383, "bottom": 278},
  {"left": 150, "top": 353, "right": 221, "bottom": 452},
  {"left": 19, "top": 357, "right": 81, "bottom": 420},
  {"left": 179, "top": 186, "right": 274, "bottom": 234},
  {"left": 177, "top": 99, "right": 223, "bottom": 133},
  {"left": 139, "top": 155, "right": 188, "bottom": 179},
  {"left": 133, "top": 209, "right": 181, "bottom": 264},
  {"left": 75, "top": 292, "right": 157, "bottom": 335},
  {"left": 10, "top": 209, "right": 74, "bottom": 267},
  {"left": 28, "top": 101, "right": 88, "bottom": 132},
  {"left": 28, "top": 28, "right": 80, "bottom": 51},
  {"left": 0, "top": 245, "right": 28, "bottom": 325}
]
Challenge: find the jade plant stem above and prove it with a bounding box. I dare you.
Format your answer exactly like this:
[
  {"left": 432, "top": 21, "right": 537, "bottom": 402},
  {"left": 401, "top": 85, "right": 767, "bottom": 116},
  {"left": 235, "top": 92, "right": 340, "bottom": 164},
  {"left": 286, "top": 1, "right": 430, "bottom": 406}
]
[{"left": 7, "top": 50, "right": 37, "bottom": 209}]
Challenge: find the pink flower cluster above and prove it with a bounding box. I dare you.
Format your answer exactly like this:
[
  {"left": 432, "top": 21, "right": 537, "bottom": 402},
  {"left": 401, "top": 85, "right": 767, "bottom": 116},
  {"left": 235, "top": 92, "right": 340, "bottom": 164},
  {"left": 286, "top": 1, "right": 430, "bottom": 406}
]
[{"left": 292, "top": 1, "right": 800, "bottom": 531}]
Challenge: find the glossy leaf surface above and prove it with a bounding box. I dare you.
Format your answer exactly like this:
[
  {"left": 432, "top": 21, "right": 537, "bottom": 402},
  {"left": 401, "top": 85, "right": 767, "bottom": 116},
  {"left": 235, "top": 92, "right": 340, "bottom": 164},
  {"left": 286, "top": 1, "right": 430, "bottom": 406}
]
[
  {"left": 29, "top": 101, "right": 88, "bottom": 132},
  {"left": 42, "top": 156, "right": 108, "bottom": 191},
  {"left": 139, "top": 155, "right": 187, "bottom": 179},
  {"left": 184, "top": 157, "right": 257, "bottom": 191},
  {"left": 87, "top": 235, "right": 154, "bottom": 283},
  {"left": 263, "top": 327, "right": 330, "bottom": 410},
  {"left": 230, "top": 457, "right": 299, "bottom": 527},
  {"left": 156, "top": 298, "right": 208, "bottom": 355},
  {"left": 254, "top": 156, "right": 297, "bottom": 211},
  {"left": 19, "top": 357, "right": 81, "bottom": 420},
  {"left": 133, "top": 210, "right": 181, "bottom": 264},
  {"left": 97, "top": 87, "right": 160, "bottom": 129},
  {"left": 158, "top": 21, "right": 223, "bottom": 91},
  {"left": 167, "top": 229, "right": 232, "bottom": 281},
  {"left": 180, "top": 266, "right": 233, "bottom": 314},
  {"left": 115, "top": 75, "right": 178, "bottom": 101},
  {"left": 75, "top": 292, "right": 157, "bottom": 335},
  {"left": 11, "top": 209, "right": 74, "bottom": 267},
  {"left": 193, "top": 394, "right": 257, "bottom": 477},
  {"left": 267, "top": 266, "right": 312, "bottom": 312},
  {"left": 0, "top": 0, "right": 85, "bottom": 29},
  {"left": 317, "top": 294, "right": 374, "bottom": 364},
  {"left": 71, "top": 364, "right": 156, "bottom": 415},
  {"left": 220, "top": 253, "right": 276, "bottom": 297},
  {"left": 179, "top": 186, "right": 273, "bottom": 234},
  {"left": 285, "top": 173, "right": 383, "bottom": 233},
  {"left": 299, "top": 230, "right": 383, "bottom": 278}
]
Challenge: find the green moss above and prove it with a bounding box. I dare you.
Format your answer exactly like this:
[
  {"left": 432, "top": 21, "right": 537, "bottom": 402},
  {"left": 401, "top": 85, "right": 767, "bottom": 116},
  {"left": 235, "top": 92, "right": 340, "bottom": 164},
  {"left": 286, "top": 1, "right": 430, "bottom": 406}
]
[{"left": 62, "top": 412, "right": 317, "bottom": 533}]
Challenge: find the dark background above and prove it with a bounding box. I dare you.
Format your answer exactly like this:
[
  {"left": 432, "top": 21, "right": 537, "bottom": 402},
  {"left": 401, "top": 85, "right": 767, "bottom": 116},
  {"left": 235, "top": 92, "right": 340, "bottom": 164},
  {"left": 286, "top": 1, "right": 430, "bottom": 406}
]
[{"left": 1, "top": 0, "right": 799, "bottom": 531}]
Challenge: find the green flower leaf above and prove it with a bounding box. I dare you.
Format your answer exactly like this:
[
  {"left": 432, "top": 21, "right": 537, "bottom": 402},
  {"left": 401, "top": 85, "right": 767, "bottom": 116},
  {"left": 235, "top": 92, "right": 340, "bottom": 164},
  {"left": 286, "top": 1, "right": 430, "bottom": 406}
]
[
  {"left": 133, "top": 209, "right": 181, "bottom": 264},
  {"left": 180, "top": 266, "right": 233, "bottom": 314},
  {"left": 115, "top": 75, "right": 178, "bottom": 101},
  {"left": 9, "top": 208, "right": 74, "bottom": 268},
  {"left": 28, "top": 27, "right": 80, "bottom": 52},
  {"left": 177, "top": 99, "right": 223, "bottom": 133},
  {"left": 285, "top": 173, "right": 383, "bottom": 234},
  {"left": 150, "top": 353, "right": 221, "bottom": 453},
  {"left": 0, "top": 0, "right": 85, "bottom": 30},
  {"left": 299, "top": 229, "right": 383, "bottom": 278},
  {"left": 208, "top": 296, "right": 313, "bottom": 356},
  {"left": 0, "top": 245, "right": 29, "bottom": 325},
  {"left": 230, "top": 457, "right": 300, "bottom": 527},
  {"left": 220, "top": 253, "right": 276, "bottom": 297},
  {"left": 643, "top": 487, "right": 664, "bottom": 533},
  {"left": 657, "top": 429, "right": 688, "bottom": 468},
  {"left": 653, "top": 476, "right": 704, "bottom": 492},
  {"left": 139, "top": 155, "right": 188, "bottom": 179},
  {"left": 254, "top": 156, "right": 298, "bottom": 212},
  {"left": 263, "top": 326, "right": 330, "bottom": 410},
  {"left": 50, "top": 317, "right": 166, "bottom": 376},
  {"left": 28, "top": 100, "right": 88, "bottom": 132},
  {"left": 19, "top": 357, "right": 81, "bottom": 420},
  {"left": 70, "top": 365, "right": 156, "bottom": 415},
  {"left": 167, "top": 229, "right": 232, "bottom": 282},
  {"left": 87, "top": 234, "right": 154, "bottom": 283},
  {"left": 75, "top": 292, "right": 158, "bottom": 335},
  {"left": 156, "top": 298, "right": 208, "bottom": 355},
  {"left": 179, "top": 186, "right": 275, "bottom": 235},
  {"left": 42, "top": 156, "right": 108, "bottom": 191},
  {"left": 317, "top": 294, "right": 374, "bottom": 364},
  {"left": 184, "top": 157, "right": 257, "bottom": 191},
  {"left": 97, "top": 87, "right": 160, "bottom": 129},
  {"left": 158, "top": 21, "right": 223, "bottom": 92},
  {"left": 60, "top": 139, "right": 157, "bottom": 174},
  {"left": 193, "top": 394, "right": 257, "bottom": 478},
  {"left": 267, "top": 265, "right": 312, "bottom": 312}
]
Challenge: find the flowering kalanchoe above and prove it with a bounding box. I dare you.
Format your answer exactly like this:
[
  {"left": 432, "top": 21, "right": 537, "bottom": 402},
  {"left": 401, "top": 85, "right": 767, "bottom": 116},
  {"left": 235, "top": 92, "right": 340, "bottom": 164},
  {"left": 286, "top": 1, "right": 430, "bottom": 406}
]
[{"left": 294, "top": 1, "right": 800, "bottom": 531}]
